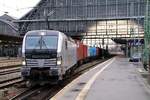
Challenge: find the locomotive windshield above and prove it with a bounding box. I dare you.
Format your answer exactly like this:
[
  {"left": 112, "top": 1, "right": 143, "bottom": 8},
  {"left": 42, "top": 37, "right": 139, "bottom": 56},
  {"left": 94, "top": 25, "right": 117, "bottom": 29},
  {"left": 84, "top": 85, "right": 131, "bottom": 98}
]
[
  {"left": 25, "top": 36, "right": 41, "bottom": 49},
  {"left": 42, "top": 36, "right": 58, "bottom": 49},
  {"left": 25, "top": 35, "right": 58, "bottom": 50}
]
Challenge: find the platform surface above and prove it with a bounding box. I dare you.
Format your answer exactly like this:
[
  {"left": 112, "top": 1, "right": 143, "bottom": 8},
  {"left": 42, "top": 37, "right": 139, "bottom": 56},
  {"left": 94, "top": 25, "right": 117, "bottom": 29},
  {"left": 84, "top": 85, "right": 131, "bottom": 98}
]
[{"left": 51, "top": 57, "right": 150, "bottom": 100}]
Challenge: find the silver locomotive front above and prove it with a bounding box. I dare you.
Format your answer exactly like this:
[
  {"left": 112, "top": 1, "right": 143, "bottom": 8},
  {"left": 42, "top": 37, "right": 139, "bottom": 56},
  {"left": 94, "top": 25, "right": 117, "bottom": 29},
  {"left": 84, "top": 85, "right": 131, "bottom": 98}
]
[{"left": 21, "top": 30, "right": 62, "bottom": 84}]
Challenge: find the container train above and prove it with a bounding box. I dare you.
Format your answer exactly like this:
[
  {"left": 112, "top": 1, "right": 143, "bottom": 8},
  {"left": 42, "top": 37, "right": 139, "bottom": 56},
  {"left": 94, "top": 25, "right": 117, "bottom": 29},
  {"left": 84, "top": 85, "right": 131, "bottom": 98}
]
[{"left": 21, "top": 30, "right": 109, "bottom": 86}]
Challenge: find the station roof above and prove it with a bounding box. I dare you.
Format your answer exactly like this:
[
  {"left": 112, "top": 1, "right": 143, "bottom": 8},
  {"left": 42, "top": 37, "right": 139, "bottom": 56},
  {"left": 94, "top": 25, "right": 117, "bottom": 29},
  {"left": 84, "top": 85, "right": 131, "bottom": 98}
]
[
  {"left": 0, "top": 14, "right": 19, "bottom": 32},
  {"left": 0, "top": 14, "right": 22, "bottom": 43}
]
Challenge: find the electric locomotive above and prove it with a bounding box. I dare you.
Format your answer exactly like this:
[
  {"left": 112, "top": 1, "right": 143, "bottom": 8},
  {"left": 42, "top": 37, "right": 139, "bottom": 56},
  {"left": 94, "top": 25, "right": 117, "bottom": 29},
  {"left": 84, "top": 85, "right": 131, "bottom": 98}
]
[{"left": 21, "top": 30, "right": 77, "bottom": 86}]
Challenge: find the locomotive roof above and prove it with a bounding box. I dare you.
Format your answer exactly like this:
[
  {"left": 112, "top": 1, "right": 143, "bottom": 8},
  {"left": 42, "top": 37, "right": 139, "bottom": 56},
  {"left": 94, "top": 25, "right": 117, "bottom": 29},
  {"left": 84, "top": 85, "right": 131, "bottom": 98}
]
[
  {"left": 25, "top": 30, "right": 75, "bottom": 43},
  {"left": 25, "top": 30, "right": 60, "bottom": 36}
]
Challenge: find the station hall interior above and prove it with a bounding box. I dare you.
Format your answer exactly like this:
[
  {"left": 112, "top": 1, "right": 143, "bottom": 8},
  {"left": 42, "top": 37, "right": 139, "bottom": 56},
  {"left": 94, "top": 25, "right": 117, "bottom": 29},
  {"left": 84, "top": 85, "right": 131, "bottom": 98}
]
[{"left": 0, "top": 0, "right": 146, "bottom": 58}]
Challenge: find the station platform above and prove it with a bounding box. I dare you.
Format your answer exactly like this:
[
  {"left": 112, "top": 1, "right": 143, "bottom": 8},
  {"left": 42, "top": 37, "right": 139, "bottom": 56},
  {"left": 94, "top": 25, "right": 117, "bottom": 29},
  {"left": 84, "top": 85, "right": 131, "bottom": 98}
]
[{"left": 51, "top": 56, "right": 150, "bottom": 100}]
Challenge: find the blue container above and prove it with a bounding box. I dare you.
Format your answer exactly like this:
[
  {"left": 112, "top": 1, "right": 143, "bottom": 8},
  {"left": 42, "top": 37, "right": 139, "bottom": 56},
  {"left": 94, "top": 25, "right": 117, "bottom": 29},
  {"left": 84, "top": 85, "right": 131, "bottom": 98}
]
[
  {"left": 89, "top": 47, "right": 96, "bottom": 57},
  {"left": 87, "top": 46, "right": 91, "bottom": 57}
]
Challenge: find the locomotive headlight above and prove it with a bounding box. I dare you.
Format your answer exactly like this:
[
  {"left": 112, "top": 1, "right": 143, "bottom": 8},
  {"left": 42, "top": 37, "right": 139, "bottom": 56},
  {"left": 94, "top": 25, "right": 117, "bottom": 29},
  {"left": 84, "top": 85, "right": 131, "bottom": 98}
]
[
  {"left": 57, "top": 60, "right": 61, "bottom": 65},
  {"left": 57, "top": 57, "right": 62, "bottom": 65},
  {"left": 22, "top": 57, "right": 26, "bottom": 66},
  {"left": 22, "top": 61, "right": 26, "bottom": 65}
]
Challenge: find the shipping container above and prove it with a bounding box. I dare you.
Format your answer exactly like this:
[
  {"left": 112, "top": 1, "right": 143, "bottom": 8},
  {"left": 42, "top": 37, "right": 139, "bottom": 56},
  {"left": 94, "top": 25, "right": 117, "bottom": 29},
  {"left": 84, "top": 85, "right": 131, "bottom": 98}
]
[
  {"left": 93, "top": 47, "right": 97, "bottom": 56},
  {"left": 98, "top": 48, "right": 103, "bottom": 57},
  {"left": 83, "top": 45, "right": 88, "bottom": 59},
  {"left": 75, "top": 40, "right": 84, "bottom": 62},
  {"left": 96, "top": 47, "right": 99, "bottom": 56},
  {"left": 87, "top": 46, "right": 91, "bottom": 57},
  {"left": 88, "top": 47, "right": 96, "bottom": 57}
]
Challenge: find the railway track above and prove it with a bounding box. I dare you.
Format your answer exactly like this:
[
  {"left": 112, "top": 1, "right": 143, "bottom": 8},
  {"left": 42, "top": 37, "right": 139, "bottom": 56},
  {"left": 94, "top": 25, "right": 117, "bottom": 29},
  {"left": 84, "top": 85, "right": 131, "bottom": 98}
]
[
  {"left": 10, "top": 86, "right": 58, "bottom": 100},
  {"left": 10, "top": 87, "right": 43, "bottom": 100},
  {"left": 0, "top": 67, "right": 22, "bottom": 89},
  {"left": 9, "top": 58, "right": 109, "bottom": 100},
  {"left": 9, "top": 82, "right": 63, "bottom": 100},
  {"left": 0, "top": 67, "right": 20, "bottom": 75},
  {"left": 0, "top": 65, "right": 21, "bottom": 70},
  {"left": 0, "top": 59, "right": 21, "bottom": 70},
  {"left": 0, "top": 77, "right": 23, "bottom": 89}
]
